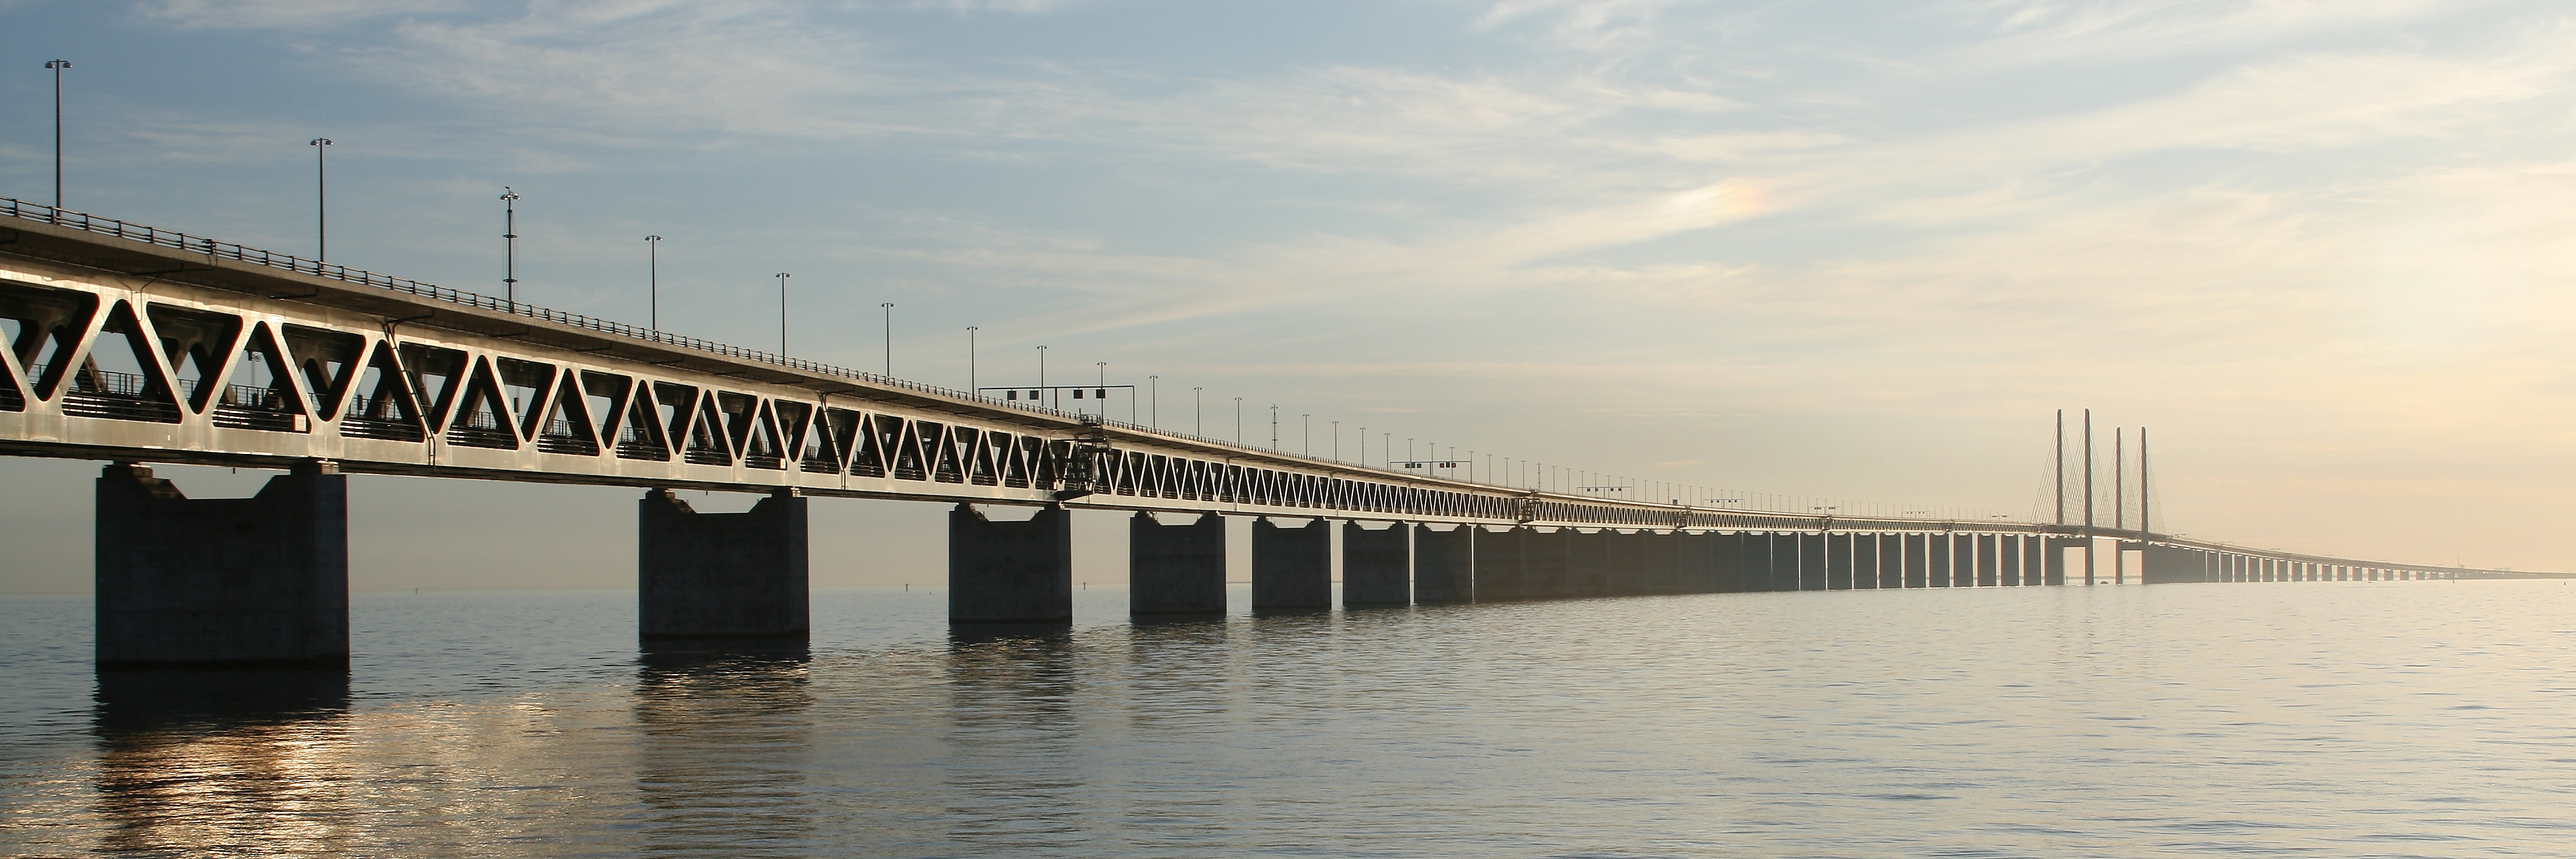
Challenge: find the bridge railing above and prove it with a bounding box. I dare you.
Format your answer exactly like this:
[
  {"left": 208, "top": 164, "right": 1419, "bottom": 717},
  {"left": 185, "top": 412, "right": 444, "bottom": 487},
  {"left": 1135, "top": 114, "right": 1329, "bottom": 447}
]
[{"left": 3, "top": 196, "right": 2038, "bottom": 525}]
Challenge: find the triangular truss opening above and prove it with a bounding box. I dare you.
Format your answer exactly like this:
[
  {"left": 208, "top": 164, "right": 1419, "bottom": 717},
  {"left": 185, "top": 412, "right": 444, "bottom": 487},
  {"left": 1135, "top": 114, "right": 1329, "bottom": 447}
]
[
  {"left": 145, "top": 304, "right": 241, "bottom": 414},
  {"left": 535, "top": 374, "right": 599, "bottom": 456},
  {"left": 850, "top": 414, "right": 895, "bottom": 478},
  {"left": 64, "top": 301, "right": 183, "bottom": 423},
  {"left": 891, "top": 420, "right": 928, "bottom": 481},
  {"left": 398, "top": 343, "right": 468, "bottom": 429},
  {"left": 282, "top": 324, "right": 365, "bottom": 421},
  {"left": 931, "top": 424, "right": 966, "bottom": 483},
  {"left": 742, "top": 400, "right": 786, "bottom": 469},
  {"left": 682, "top": 392, "right": 731, "bottom": 466},
  {"left": 494, "top": 358, "right": 557, "bottom": 440},
  {"left": 0, "top": 280, "right": 98, "bottom": 402},
  {"left": 715, "top": 392, "right": 757, "bottom": 457},
  {"left": 445, "top": 358, "right": 520, "bottom": 449},
  {"left": 341, "top": 341, "right": 425, "bottom": 441},
  {"left": 212, "top": 323, "right": 307, "bottom": 431}
]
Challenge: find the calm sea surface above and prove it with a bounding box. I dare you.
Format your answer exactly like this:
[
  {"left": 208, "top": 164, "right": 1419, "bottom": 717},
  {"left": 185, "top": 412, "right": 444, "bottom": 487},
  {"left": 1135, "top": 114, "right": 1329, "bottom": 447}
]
[{"left": 4, "top": 580, "right": 2574, "bottom": 858}]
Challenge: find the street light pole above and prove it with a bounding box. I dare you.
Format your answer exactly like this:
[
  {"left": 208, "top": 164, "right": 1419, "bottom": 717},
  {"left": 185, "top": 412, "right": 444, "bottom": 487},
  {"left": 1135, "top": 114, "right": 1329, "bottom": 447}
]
[
  {"left": 308, "top": 138, "right": 331, "bottom": 260},
  {"left": 1332, "top": 420, "right": 1340, "bottom": 462},
  {"left": 1036, "top": 346, "right": 1047, "bottom": 408},
  {"left": 1234, "top": 398, "right": 1243, "bottom": 445},
  {"left": 1148, "top": 376, "right": 1157, "bottom": 428},
  {"left": 776, "top": 272, "right": 791, "bottom": 355},
  {"left": 881, "top": 303, "right": 894, "bottom": 376},
  {"left": 1269, "top": 404, "right": 1278, "bottom": 450},
  {"left": 966, "top": 327, "right": 979, "bottom": 394},
  {"left": 500, "top": 188, "right": 520, "bottom": 304},
  {"left": 46, "top": 60, "right": 68, "bottom": 209},
  {"left": 644, "top": 235, "right": 662, "bottom": 331},
  {"left": 1302, "top": 414, "right": 1310, "bottom": 457},
  {"left": 1193, "top": 387, "right": 1203, "bottom": 435}
]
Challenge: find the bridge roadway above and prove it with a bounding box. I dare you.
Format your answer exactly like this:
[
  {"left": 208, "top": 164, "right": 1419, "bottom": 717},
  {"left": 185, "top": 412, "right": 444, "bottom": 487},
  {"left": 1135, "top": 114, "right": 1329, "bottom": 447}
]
[{"left": 0, "top": 198, "right": 2524, "bottom": 669}]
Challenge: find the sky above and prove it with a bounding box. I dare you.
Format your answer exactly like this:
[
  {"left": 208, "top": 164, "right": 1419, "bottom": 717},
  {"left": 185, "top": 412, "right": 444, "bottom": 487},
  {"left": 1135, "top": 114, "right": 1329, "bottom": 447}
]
[{"left": 4, "top": 0, "right": 2573, "bottom": 592}]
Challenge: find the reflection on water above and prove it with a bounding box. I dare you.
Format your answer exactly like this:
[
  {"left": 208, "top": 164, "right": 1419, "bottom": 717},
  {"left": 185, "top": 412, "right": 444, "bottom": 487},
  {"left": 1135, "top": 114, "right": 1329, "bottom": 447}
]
[
  {"left": 91, "top": 669, "right": 355, "bottom": 857},
  {"left": 944, "top": 628, "right": 1084, "bottom": 853},
  {"left": 634, "top": 648, "right": 818, "bottom": 857},
  {"left": 6, "top": 583, "right": 2576, "bottom": 857}
]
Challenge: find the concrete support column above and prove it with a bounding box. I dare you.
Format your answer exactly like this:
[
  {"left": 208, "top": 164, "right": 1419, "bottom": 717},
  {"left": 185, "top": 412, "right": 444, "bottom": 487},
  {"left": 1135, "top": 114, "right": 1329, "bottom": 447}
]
[
  {"left": 640, "top": 487, "right": 810, "bottom": 640},
  {"left": 1640, "top": 532, "right": 1680, "bottom": 595},
  {"left": 1973, "top": 535, "right": 1999, "bottom": 587},
  {"left": 2045, "top": 538, "right": 2078, "bottom": 585},
  {"left": 1414, "top": 525, "right": 1473, "bottom": 603},
  {"left": 1796, "top": 533, "right": 1827, "bottom": 591},
  {"left": 1341, "top": 521, "right": 1411, "bottom": 607},
  {"left": 1527, "top": 529, "right": 1572, "bottom": 599},
  {"left": 2024, "top": 537, "right": 2048, "bottom": 586},
  {"left": 1130, "top": 512, "right": 1226, "bottom": 616},
  {"left": 1472, "top": 527, "right": 1527, "bottom": 600},
  {"left": 1928, "top": 534, "right": 1955, "bottom": 587},
  {"left": 1570, "top": 530, "right": 1613, "bottom": 597},
  {"left": 1760, "top": 532, "right": 1793, "bottom": 591},
  {"left": 1676, "top": 532, "right": 1711, "bottom": 593},
  {"left": 1902, "top": 534, "right": 1929, "bottom": 588},
  {"left": 1998, "top": 535, "right": 2023, "bottom": 587},
  {"left": 1252, "top": 517, "right": 1332, "bottom": 610},
  {"left": 95, "top": 462, "right": 349, "bottom": 668},
  {"left": 1953, "top": 534, "right": 1978, "bottom": 587},
  {"left": 1826, "top": 533, "right": 1854, "bottom": 590},
  {"left": 1852, "top": 534, "right": 1880, "bottom": 589},
  {"left": 949, "top": 504, "right": 1073, "bottom": 623},
  {"left": 1734, "top": 532, "right": 1771, "bottom": 592}
]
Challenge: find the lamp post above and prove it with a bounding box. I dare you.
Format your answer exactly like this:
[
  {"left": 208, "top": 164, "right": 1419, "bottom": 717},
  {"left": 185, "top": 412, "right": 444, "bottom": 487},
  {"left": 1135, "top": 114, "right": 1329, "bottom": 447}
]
[
  {"left": 775, "top": 272, "right": 791, "bottom": 355},
  {"left": 500, "top": 187, "right": 520, "bottom": 304},
  {"left": 1332, "top": 420, "right": 1340, "bottom": 462},
  {"left": 966, "top": 327, "right": 979, "bottom": 394},
  {"left": 308, "top": 138, "right": 331, "bottom": 260},
  {"left": 1148, "top": 376, "right": 1157, "bottom": 428},
  {"left": 1269, "top": 404, "right": 1278, "bottom": 450},
  {"left": 1302, "top": 414, "right": 1310, "bottom": 457},
  {"left": 1234, "top": 397, "right": 1243, "bottom": 445},
  {"left": 1094, "top": 362, "right": 1108, "bottom": 418},
  {"left": 880, "top": 302, "right": 894, "bottom": 376},
  {"left": 643, "top": 235, "right": 663, "bottom": 331},
  {"left": 1036, "top": 346, "right": 1047, "bottom": 408},
  {"left": 45, "top": 60, "right": 68, "bottom": 209},
  {"left": 1193, "top": 387, "right": 1203, "bottom": 436}
]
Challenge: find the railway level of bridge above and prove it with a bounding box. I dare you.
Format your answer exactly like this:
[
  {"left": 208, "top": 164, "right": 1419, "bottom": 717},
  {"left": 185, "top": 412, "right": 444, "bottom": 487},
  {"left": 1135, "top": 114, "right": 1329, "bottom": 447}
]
[{"left": 0, "top": 200, "right": 2500, "bottom": 669}]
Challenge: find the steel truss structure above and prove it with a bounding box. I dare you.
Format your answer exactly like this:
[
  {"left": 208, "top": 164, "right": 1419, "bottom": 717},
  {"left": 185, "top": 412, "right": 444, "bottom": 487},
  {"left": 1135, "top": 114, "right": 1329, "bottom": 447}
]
[{"left": 0, "top": 198, "right": 2546, "bottom": 579}]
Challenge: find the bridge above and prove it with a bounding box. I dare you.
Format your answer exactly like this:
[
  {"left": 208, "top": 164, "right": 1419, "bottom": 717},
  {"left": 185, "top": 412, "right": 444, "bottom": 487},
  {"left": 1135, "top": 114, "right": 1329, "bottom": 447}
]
[{"left": 0, "top": 197, "right": 2522, "bottom": 668}]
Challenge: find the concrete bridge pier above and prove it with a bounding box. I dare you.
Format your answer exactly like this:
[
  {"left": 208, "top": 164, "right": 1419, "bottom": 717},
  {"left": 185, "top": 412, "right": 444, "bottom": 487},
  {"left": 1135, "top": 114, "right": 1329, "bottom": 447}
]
[
  {"left": 1569, "top": 530, "right": 1613, "bottom": 597},
  {"left": 1414, "top": 525, "right": 1474, "bottom": 603},
  {"left": 1130, "top": 512, "right": 1226, "bottom": 616},
  {"left": 1998, "top": 535, "right": 2023, "bottom": 586},
  {"left": 1768, "top": 533, "right": 1801, "bottom": 591},
  {"left": 1641, "top": 531, "right": 1680, "bottom": 594},
  {"left": 639, "top": 488, "right": 810, "bottom": 641},
  {"left": 95, "top": 461, "right": 349, "bottom": 668},
  {"left": 1953, "top": 534, "right": 1979, "bottom": 587},
  {"left": 1341, "top": 521, "right": 1411, "bottom": 608},
  {"left": 1827, "top": 533, "right": 1854, "bottom": 590},
  {"left": 1975, "top": 535, "right": 2000, "bottom": 587},
  {"left": 949, "top": 504, "right": 1073, "bottom": 623},
  {"left": 1852, "top": 534, "right": 1880, "bottom": 589},
  {"left": 1798, "top": 533, "right": 1828, "bottom": 591},
  {"left": 1472, "top": 527, "right": 1525, "bottom": 600},
  {"left": 2021, "top": 536, "right": 2047, "bottom": 586},
  {"left": 1608, "top": 531, "right": 1652, "bottom": 595},
  {"left": 1901, "top": 534, "right": 1928, "bottom": 588},
  {"left": 1526, "top": 529, "right": 1572, "bottom": 599},
  {"left": 1927, "top": 534, "right": 1955, "bottom": 587},
  {"left": 1677, "top": 532, "right": 1716, "bottom": 593},
  {"left": 2045, "top": 538, "right": 2080, "bottom": 585},
  {"left": 1252, "top": 517, "right": 1332, "bottom": 611}
]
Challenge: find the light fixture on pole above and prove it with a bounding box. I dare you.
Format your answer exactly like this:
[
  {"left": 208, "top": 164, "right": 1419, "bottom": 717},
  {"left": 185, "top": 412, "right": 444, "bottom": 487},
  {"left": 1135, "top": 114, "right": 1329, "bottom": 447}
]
[
  {"left": 308, "top": 138, "right": 331, "bottom": 260},
  {"left": 1193, "top": 387, "right": 1203, "bottom": 435},
  {"left": 880, "top": 302, "right": 894, "bottom": 376},
  {"left": 643, "top": 235, "right": 663, "bottom": 331},
  {"left": 1269, "top": 404, "right": 1278, "bottom": 450},
  {"left": 46, "top": 60, "right": 69, "bottom": 209},
  {"left": 776, "top": 272, "right": 791, "bottom": 355},
  {"left": 966, "top": 327, "right": 979, "bottom": 394},
  {"left": 500, "top": 187, "right": 521, "bottom": 304}
]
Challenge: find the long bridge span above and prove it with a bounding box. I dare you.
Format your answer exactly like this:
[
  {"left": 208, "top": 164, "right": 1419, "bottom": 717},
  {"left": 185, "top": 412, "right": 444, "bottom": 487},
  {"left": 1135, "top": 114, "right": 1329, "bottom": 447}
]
[{"left": 0, "top": 198, "right": 2527, "bottom": 667}]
